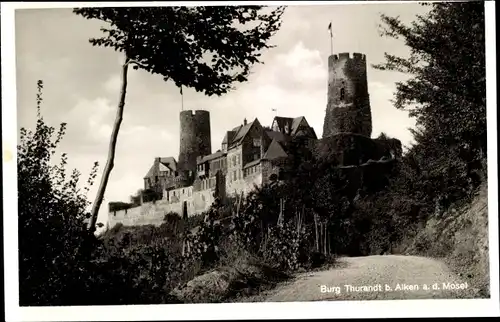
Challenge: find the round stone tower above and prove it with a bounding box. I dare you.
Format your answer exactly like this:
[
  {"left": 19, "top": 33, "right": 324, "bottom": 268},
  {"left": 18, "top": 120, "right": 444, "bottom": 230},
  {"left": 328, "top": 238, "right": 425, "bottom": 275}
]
[
  {"left": 323, "top": 52, "right": 372, "bottom": 138},
  {"left": 178, "top": 110, "right": 212, "bottom": 173}
]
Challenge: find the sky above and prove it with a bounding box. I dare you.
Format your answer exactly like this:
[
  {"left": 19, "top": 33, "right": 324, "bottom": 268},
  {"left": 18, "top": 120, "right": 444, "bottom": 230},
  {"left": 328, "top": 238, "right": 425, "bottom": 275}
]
[{"left": 15, "top": 3, "right": 430, "bottom": 230}]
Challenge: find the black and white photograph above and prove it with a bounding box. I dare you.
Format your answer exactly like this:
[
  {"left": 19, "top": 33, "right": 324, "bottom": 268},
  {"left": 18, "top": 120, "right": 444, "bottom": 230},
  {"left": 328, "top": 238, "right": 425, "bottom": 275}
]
[{"left": 2, "top": 1, "right": 499, "bottom": 320}]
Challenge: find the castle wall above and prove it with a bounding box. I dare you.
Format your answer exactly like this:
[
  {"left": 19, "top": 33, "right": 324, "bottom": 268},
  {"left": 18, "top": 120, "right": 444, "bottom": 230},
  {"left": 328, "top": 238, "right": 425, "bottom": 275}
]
[
  {"left": 261, "top": 159, "right": 285, "bottom": 185},
  {"left": 108, "top": 186, "right": 216, "bottom": 229},
  {"left": 108, "top": 200, "right": 172, "bottom": 228},
  {"left": 323, "top": 53, "right": 372, "bottom": 138},
  {"left": 226, "top": 145, "right": 244, "bottom": 195},
  {"left": 314, "top": 133, "right": 402, "bottom": 166}
]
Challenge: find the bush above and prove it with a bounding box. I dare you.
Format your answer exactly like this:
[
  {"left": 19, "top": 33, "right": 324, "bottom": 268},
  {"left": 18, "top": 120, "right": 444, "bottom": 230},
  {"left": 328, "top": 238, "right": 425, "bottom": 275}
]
[
  {"left": 18, "top": 81, "right": 186, "bottom": 305},
  {"left": 18, "top": 81, "right": 100, "bottom": 305},
  {"left": 261, "top": 222, "right": 311, "bottom": 271}
]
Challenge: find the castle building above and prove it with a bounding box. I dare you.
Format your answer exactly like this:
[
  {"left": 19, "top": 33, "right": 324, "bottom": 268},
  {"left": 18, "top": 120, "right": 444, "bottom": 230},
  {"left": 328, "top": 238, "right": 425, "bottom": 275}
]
[{"left": 108, "top": 51, "right": 402, "bottom": 229}]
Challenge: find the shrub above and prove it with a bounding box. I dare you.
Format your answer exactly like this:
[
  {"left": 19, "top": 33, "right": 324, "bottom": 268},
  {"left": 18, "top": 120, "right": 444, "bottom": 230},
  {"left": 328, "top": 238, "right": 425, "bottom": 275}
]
[
  {"left": 18, "top": 81, "right": 100, "bottom": 306},
  {"left": 261, "top": 222, "right": 311, "bottom": 271}
]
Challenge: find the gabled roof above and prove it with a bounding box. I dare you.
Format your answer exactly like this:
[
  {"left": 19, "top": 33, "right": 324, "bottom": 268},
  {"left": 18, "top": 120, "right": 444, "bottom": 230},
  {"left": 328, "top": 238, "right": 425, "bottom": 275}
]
[
  {"left": 265, "top": 130, "right": 290, "bottom": 144},
  {"left": 230, "top": 122, "right": 253, "bottom": 147},
  {"left": 144, "top": 157, "right": 177, "bottom": 179},
  {"left": 222, "top": 130, "right": 236, "bottom": 145},
  {"left": 291, "top": 116, "right": 307, "bottom": 135},
  {"left": 159, "top": 157, "right": 177, "bottom": 171},
  {"left": 262, "top": 139, "right": 288, "bottom": 161},
  {"left": 228, "top": 118, "right": 260, "bottom": 148},
  {"left": 197, "top": 150, "right": 226, "bottom": 164}
]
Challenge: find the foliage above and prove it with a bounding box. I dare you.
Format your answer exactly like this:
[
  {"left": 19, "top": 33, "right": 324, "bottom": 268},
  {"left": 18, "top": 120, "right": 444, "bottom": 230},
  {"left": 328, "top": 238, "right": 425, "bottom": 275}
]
[
  {"left": 94, "top": 226, "right": 186, "bottom": 304},
  {"left": 261, "top": 221, "right": 310, "bottom": 271},
  {"left": 373, "top": 1, "right": 486, "bottom": 209},
  {"left": 18, "top": 80, "right": 100, "bottom": 305},
  {"left": 18, "top": 82, "right": 186, "bottom": 305},
  {"left": 73, "top": 5, "right": 286, "bottom": 96}
]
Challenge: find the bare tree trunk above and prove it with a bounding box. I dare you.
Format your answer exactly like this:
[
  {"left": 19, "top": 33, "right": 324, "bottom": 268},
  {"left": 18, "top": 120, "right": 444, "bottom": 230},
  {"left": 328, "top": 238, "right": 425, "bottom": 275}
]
[
  {"left": 314, "top": 213, "right": 319, "bottom": 252},
  {"left": 327, "top": 223, "right": 330, "bottom": 255},
  {"left": 88, "top": 56, "right": 130, "bottom": 232},
  {"left": 323, "top": 222, "right": 327, "bottom": 255},
  {"left": 319, "top": 222, "right": 323, "bottom": 254}
]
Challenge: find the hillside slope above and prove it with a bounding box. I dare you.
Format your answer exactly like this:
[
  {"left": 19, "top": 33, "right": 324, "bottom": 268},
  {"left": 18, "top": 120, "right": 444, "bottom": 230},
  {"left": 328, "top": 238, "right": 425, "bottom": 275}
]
[{"left": 404, "top": 183, "right": 489, "bottom": 297}]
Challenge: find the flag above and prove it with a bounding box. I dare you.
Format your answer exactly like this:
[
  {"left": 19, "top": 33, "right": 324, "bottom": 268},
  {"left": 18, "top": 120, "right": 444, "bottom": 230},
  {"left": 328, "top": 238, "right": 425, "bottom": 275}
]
[
  {"left": 328, "top": 22, "right": 332, "bottom": 37},
  {"left": 271, "top": 108, "right": 277, "bottom": 112},
  {"left": 180, "top": 85, "right": 183, "bottom": 95}
]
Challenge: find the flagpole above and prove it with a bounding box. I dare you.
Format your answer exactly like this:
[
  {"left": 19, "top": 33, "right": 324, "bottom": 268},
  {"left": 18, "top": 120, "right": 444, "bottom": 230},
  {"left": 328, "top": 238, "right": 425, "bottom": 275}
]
[
  {"left": 180, "top": 85, "right": 184, "bottom": 111},
  {"left": 328, "top": 22, "right": 333, "bottom": 56},
  {"left": 330, "top": 33, "right": 333, "bottom": 56}
]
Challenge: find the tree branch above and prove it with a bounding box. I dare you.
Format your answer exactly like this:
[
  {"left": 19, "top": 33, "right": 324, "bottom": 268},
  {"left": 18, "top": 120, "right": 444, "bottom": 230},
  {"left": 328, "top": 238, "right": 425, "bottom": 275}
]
[{"left": 125, "top": 59, "right": 148, "bottom": 69}]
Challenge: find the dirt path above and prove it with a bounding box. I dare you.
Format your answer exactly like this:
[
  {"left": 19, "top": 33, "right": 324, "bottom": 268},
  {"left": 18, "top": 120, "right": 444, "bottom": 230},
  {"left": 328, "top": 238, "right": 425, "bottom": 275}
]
[{"left": 250, "top": 255, "right": 481, "bottom": 302}]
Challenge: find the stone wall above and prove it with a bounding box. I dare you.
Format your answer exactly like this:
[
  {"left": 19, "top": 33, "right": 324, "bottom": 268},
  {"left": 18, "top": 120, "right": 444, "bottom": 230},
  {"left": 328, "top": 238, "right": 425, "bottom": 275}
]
[
  {"left": 323, "top": 53, "right": 372, "bottom": 138},
  {"left": 108, "top": 187, "right": 216, "bottom": 229},
  {"left": 314, "top": 133, "right": 401, "bottom": 166},
  {"left": 226, "top": 145, "right": 244, "bottom": 194},
  {"left": 261, "top": 159, "right": 287, "bottom": 185}
]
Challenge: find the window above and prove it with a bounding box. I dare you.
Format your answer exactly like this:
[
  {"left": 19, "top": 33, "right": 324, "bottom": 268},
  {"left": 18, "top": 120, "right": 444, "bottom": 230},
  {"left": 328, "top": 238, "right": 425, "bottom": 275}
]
[
  {"left": 340, "top": 87, "right": 345, "bottom": 101},
  {"left": 254, "top": 154, "right": 259, "bottom": 160},
  {"left": 253, "top": 138, "right": 261, "bottom": 147}
]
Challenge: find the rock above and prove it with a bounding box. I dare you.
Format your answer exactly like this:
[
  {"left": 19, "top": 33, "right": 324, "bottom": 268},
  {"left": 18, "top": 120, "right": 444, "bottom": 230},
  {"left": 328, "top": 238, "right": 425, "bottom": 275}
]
[
  {"left": 171, "top": 259, "right": 287, "bottom": 303},
  {"left": 172, "top": 267, "right": 244, "bottom": 303}
]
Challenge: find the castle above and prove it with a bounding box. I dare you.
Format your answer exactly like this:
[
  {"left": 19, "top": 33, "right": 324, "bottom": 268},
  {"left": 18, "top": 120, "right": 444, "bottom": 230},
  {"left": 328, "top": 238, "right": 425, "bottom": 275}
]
[{"left": 108, "top": 52, "right": 402, "bottom": 229}]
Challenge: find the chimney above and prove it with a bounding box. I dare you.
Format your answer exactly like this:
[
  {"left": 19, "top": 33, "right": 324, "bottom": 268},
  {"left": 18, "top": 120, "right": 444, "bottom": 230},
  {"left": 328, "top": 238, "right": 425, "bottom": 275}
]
[{"left": 243, "top": 118, "right": 247, "bottom": 126}]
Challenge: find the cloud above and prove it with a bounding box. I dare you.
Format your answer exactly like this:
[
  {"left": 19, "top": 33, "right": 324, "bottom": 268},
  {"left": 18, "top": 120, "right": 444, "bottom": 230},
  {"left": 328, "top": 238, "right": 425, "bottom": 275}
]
[
  {"left": 103, "top": 74, "right": 121, "bottom": 93},
  {"left": 258, "top": 41, "right": 326, "bottom": 92},
  {"left": 64, "top": 97, "right": 114, "bottom": 148},
  {"left": 369, "top": 81, "right": 416, "bottom": 147},
  {"left": 202, "top": 41, "right": 328, "bottom": 143}
]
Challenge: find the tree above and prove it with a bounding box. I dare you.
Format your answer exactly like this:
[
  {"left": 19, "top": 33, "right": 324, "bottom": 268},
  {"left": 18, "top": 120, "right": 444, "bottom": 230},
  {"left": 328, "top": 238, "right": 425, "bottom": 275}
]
[
  {"left": 74, "top": 5, "right": 286, "bottom": 232},
  {"left": 373, "top": 2, "right": 485, "bottom": 158},
  {"left": 18, "top": 80, "right": 100, "bottom": 305},
  {"left": 373, "top": 2, "right": 486, "bottom": 206}
]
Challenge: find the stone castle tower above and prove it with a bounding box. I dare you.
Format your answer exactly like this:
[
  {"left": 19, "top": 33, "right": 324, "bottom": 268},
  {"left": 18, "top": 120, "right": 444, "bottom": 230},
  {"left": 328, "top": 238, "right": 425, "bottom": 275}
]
[
  {"left": 178, "top": 110, "right": 212, "bottom": 173},
  {"left": 323, "top": 52, "right": 372, "bottom": 138}
]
